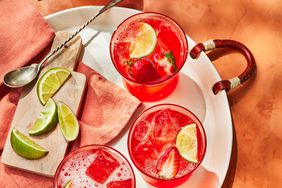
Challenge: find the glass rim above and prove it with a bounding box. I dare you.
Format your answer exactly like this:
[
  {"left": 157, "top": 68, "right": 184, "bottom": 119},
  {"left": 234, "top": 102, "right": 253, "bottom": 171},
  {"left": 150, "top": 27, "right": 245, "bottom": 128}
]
[
  {"left": 109, "top": 12, "right": 189, "bottom": 86},
  {"left": 53, "top": 144, "right": 136, "bottom": 188},
  {"left": 127, "top": 103, "right": 207, "bottom": 182}
]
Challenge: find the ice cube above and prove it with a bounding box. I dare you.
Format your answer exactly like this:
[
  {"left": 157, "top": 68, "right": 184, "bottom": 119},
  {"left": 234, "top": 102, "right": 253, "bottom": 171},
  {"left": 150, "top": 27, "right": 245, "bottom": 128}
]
[
  {"left": 86, "top": 150, "right": 120, "bottom": 184},
  {"left": 134, "top": 139, "right": 158, "bottom": 164},
  {"left": 152, "top": 108, "right": 180, "bottom": 143},
  {"left": 133, "top": 120, "right": 153, "bottom": 142}
]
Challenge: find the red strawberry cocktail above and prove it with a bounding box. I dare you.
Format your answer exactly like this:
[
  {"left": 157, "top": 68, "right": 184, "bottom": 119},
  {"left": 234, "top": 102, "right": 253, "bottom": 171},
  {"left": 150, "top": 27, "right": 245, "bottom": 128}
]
[
  {"left": 54, "top": 145, "right": 135, "bottom": 188},
  {"left": 110, "top": 13, "right": 188, "bottom": 101},
  {"left": 128, "top": 104, "right": 206, "bottom": 187}
]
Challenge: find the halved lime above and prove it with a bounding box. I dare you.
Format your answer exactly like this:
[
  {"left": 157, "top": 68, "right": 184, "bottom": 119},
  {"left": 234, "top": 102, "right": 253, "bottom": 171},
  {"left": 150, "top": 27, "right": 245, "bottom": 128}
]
[
  {"left": 10, "top": 129, "right": 48, "bottom": 159},
  {"left": 176, "top": 123, "right": 198, "bottom": 163},
  {"left": 57, "top": 101, "right": 79, "bottom": 142},
  {"left": 37, "top": 67, "right": 71, "bottom": 105},
  {"left": 129, "top": 22, "right": 157, "bottom": 58},
  {"left": 64, "top": 180, "right": 73, "bottom": 188},
  {"left": 28, "top": 98, "right": 57, "bottom": 136}
]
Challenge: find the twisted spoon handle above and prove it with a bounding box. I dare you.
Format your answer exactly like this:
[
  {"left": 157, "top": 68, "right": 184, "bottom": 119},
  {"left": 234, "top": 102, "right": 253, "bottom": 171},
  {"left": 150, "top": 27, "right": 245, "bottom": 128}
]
[{"left": 38, "top": 0, "right": 123, "bottom": 68}]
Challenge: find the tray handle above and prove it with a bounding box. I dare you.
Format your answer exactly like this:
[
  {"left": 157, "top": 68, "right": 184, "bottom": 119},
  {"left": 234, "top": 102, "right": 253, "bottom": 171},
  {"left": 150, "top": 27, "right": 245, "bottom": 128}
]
[{"left": 190, "top": 39, "right": 256, "bottom": 94}]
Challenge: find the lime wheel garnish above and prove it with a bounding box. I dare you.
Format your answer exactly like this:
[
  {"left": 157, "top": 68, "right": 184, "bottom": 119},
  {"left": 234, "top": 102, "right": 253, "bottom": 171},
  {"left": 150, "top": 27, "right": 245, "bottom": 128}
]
[
  {"left": 176, "top": 123, "right": 198, "bottom": 163},
  {"left": 129, "top": 22, "right": 157, "bottom": 58}
]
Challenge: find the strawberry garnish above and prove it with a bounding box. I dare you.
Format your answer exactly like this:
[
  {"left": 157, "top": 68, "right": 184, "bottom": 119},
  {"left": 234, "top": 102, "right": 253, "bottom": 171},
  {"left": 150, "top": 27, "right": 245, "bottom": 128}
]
[
  {"left": 153, "top": 51, "right": 178, "bottom": 77},
  {"left": 129, "top": 58, "right": 159, "bottom": 82},
  {"left": 156, "top": 147, "right": 180, "bottom": 179},
  {"left": 165, "top": 51, "right": 177, "bottom": 72}
]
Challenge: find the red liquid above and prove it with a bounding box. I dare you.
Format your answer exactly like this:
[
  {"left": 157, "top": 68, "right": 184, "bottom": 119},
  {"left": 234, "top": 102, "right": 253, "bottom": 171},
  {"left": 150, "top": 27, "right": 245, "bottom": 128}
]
[
  {"left": 113, "top": 19, "right": 183, "bottom": 83},
  {"left": 128, "top": 105, "right": 206, "bottom": 187},
  {"left": 110, "top": 13, "right": 188, "bottom": 101},
  {"left": 54, "top": 145, "right": 135, "bottom": 188}
]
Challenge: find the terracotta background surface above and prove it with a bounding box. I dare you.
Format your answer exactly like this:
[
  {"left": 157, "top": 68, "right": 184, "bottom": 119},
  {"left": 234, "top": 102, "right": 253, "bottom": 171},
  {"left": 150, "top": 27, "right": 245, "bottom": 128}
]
[{"left": 29, "top": 0, "right": 282, "bottom": 187}]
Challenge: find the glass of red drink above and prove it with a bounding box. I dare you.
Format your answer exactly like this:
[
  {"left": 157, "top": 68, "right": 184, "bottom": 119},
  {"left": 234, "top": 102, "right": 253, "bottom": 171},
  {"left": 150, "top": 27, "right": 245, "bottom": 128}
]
[
  {"left": 127, "top": 104, "right": 206, "bottom": 188},
  {"left": 110, "top": 12, "right": 188, "bottom": 102},
  {"left": 54, "top": 145, "right": 136, "bottom": 188}
]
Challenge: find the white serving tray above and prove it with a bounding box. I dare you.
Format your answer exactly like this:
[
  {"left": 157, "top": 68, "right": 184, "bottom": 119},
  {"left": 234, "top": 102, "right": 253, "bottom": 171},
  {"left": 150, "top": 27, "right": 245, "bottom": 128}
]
[{"left": 45, "top": 6, "right": 233, "bottom": 188}]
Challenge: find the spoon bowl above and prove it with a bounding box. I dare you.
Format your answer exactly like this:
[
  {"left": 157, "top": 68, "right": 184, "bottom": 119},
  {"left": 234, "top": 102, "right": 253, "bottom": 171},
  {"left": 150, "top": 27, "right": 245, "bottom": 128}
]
[{"left": 4, "top": 64, "right": 39, "bottom": 88}]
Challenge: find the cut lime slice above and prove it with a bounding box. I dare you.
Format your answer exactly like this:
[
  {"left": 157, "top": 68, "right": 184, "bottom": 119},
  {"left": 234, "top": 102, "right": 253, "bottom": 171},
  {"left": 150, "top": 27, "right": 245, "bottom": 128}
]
[
  {"left": 37, "top": 67, "right": 71, "bottom": 105},
  {"left": 64, "top": 180, "right": 73, "bottom": 188},
  {"left": 129, "top": 22, "right": 157, "bottom": 58},
  {"left": 176, "top": 123, "right": 198, "bottom": 163},
  {"left": 10, "top": 129, "right": 48, "bottom": 159},
  {"left": 57, "top": 101, "right": 79, "bottom": 142},
  {"left": 28, "top": 98, "right": 57, "bottom": 136}
]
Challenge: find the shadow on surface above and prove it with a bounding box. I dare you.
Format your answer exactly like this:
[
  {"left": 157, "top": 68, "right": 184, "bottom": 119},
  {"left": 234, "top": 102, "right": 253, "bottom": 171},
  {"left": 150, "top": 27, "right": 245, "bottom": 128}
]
[
  {"left": 157, "top": 72, "right": 207, "bottom": 122},
  {"left": 222, "top": 118, "right": 238, "bottom": 188}
]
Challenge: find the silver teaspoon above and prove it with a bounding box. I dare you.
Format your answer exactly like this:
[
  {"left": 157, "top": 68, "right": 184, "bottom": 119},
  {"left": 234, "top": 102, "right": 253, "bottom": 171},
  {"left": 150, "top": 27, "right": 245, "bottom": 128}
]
[{"left": 3, "top": 0, "right": 123, "bottom": 88}]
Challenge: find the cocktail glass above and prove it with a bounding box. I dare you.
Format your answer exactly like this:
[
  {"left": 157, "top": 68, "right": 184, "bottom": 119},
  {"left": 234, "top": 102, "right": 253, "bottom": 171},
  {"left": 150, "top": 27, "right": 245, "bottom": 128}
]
[
  {"left": 54, "top": 144, "right": 136, "bottom": 188},
  {"left": 110, "top": 12, "right": 188, "bottom": 102},
  {"left": 127, "top": 104, "right": 206, "bottom": 188}
]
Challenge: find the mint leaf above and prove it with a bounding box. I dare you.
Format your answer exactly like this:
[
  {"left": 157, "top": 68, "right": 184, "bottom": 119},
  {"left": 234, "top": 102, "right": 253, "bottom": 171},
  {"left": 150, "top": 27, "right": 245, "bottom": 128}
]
[{"left": 165, "top": 51, "right": 177, "bottom": 72}]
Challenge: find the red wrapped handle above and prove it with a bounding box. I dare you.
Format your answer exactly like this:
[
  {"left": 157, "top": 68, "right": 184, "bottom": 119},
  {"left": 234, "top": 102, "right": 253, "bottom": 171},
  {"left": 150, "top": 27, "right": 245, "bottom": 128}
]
[{"left": 190, "top": 39, "right": 256, "bottom": 94}]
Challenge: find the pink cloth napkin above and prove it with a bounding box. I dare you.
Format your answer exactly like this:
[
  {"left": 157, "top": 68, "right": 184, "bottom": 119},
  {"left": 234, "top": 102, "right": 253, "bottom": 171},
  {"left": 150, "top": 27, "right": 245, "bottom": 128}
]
[
  {"left": 0, "top": 0, "right": 55, "bottom": 84},
  {"left": 0, "top": 0, "right": 55, "bottom": 187},
  {"left": 0, "top": 0, "right": 55, "bottom": 148},
  {"left": 0, "top": 0, "right": 141, "bottom": 187},
  {"left": 76, "top": 63, "right": 141, "bottom": 147}
]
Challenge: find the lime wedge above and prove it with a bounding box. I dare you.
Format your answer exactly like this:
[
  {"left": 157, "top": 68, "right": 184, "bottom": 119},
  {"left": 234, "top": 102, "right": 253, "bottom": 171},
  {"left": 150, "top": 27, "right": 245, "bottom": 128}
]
[
  {"left": 176, "top": 123, "right": 198, "bottom": 163},
  {"left": 129, "top": 22, "right": 157, "bottom": 58},
  {"left": 10, "top": 129, "right": 48, "bottom": 159},
  {"left": 64, "top": 180, "right": 73, "bottom": 188},
  {"left": 57, "top": 101, "right": 79, "bottom": 142},
  {"left": 37, "top": 67, "right": 71, "bottom": 105},
  {"left": 28, "top": 98, "right": 57, "bottom": 136}
]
